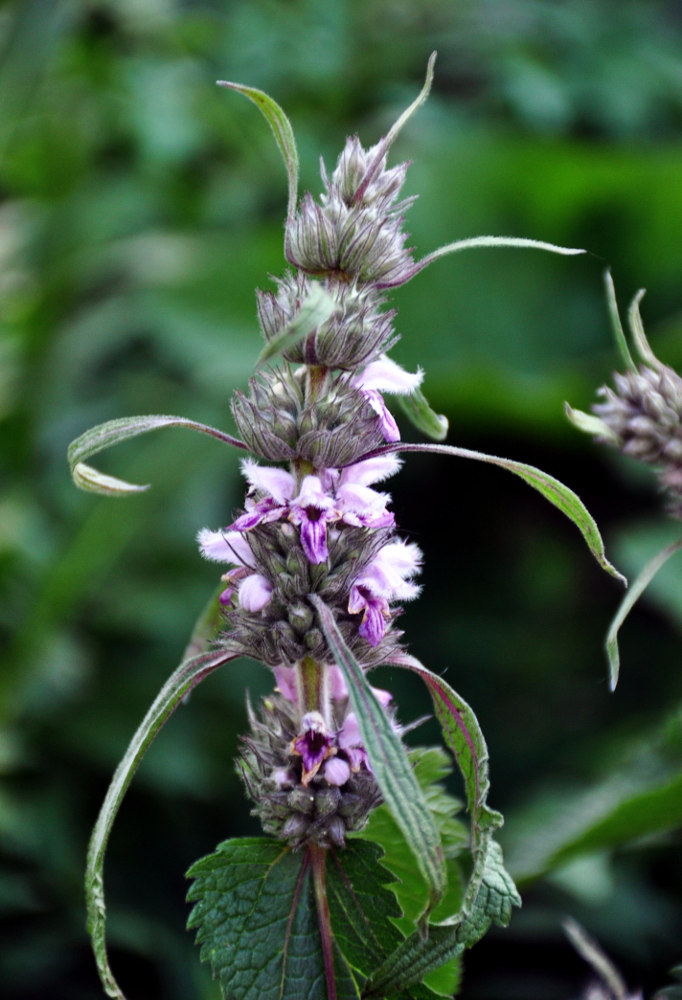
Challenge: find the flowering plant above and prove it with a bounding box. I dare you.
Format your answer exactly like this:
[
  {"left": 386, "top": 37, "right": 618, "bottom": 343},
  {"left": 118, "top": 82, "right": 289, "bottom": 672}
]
[{"left": 68, "top": 56, "right": 622, "bottom": 1000}]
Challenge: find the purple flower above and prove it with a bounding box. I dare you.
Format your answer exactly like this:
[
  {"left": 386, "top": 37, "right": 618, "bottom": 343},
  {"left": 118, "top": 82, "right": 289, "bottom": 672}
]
[
  {"left": 292, "top": 711, "right": 335, "bottom": 785},
  {"left": 288, "top": 475, "right": 336, "bottom": 563},
  {"left": 226, "top": 458, "right": 396, "bottom": 564},
  {"left": 348, "top": 539, "right": 422, "bottom": 646}
]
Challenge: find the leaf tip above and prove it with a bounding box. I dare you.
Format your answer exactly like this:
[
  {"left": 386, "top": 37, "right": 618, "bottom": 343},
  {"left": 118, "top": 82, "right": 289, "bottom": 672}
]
[{"left": 73, "top": 461, "right": 150, "bottom": 497}]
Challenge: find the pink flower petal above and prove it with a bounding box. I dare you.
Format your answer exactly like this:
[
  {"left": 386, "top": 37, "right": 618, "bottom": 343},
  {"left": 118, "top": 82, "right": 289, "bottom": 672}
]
[
  {"left": 355, "top": 355, "right": 423, "bottom": 394},
  {"left": 241, "top": 458, "right": 296, "bottom": 504},
  {"left": 238, "top": 573, "right": 273, "bottom": 611}
]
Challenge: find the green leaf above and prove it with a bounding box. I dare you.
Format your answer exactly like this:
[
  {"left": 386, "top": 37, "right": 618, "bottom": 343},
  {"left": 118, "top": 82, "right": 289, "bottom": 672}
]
[
  {"left": 362, "top": 657, "right": 519, "bottom": 997},
  {"left": 361, "top": 748, "right": 466, "bottom": 933},
  {"left": 257, "top": 282, "right": 336, "bottom": 364},
  {"left": 86, "top": 645, "right": 238, "bottom": 1000},
  {"left": 406, "top": 234, "right": 585, "bottom": 286},
  {"left": 397, "top": 387, "right": 449, "bottom": 441},
  {"left": 68, "top": 414, "right": 246, "bottom": 496},
  {"left": 353, "top": 52, "right": 436, "bottom": 206},
  {"left": 604, "top": 269, "right": 637, "bottom": 371},
  {"left": 310, "top": 595, "right": 446, "bottom": 915},
  {"left": 217, "top": 79, "right": 299, "bottom": 221},
  {"left": 186, "top": 837, "right": 439, "bottom": 1000},
  {"left": 606, "top": 536, "right": 682, "bottom": 690},
  {"left": 367, "top": 441, "right": 626, "bottom": 585},
  {"left": 360, "top": 748, "right": 465, "bottom": 997}
]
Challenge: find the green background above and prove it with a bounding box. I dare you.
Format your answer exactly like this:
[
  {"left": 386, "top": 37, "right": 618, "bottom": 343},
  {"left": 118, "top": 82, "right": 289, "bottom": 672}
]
[{"left": 2, "top": 1, "right": 682, "bottom": 997}]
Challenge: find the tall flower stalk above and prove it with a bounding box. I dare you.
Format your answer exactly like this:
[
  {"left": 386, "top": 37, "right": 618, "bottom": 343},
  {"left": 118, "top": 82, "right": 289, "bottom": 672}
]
[{"left": 69, "top": 56, "right": 623, "bottom": 1000}]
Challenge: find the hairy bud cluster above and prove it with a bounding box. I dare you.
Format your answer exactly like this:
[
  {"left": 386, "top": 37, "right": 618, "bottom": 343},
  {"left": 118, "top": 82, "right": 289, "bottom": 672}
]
[
  {"left": 232, "top": 367, "right": 387, "bottom": 467},
  {"left": 285, "top": 136, "right": 417, "bottom": 288},
  {"left": 257, "top": 272, "right": 397, "bottom": 370},
  {"left": 594, "top": 364, "right": 682, "bottom": 518},
  {"left": 238, "top": 693, "right": 382, "bottom": 848}
]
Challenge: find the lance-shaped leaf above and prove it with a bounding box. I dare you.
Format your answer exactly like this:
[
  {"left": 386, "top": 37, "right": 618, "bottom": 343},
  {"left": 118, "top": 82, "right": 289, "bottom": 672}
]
[
  {"left": 604, "top": 269, "right": 637, "bottom": 371},
  {"left": 359, "top": 747, "right": 466, "bottom": 997},
  {"left": 606, "top": 536, "right": 682, "bottom": 689},
  {"left": 257, "top": 282, "right": 336, "bottom": 364},
  {"left": 353, "top": 51, "right": 436, "bottom": 206},
  {"left": 310, "top": 595, "right": 446, "bottom": 914},
  {"left": 366, "top": 835, "right": 520, "bottom": 998},
  {"left": 376, "top": 235, "right": 585, "bottom": 289},
  {"left": 86, "top": 644, "right": 238, "bottom": 1000},
  {"left": 362, "top": 657, "right": 519, "bottom": 997},
  {"left": 397, "top": 386, "right": 449, "bottom": 442},
  {"left": 360, "top": 440, "right": 626, "bottom": 585},
  {"left": 68, "top": 414, "right": 247, "bottom": 497},
  {"left": 217, "top": 79, "right": 299, "bottom": 222},
  {"left": 187, "top": 837, "right": 440, "bottom": 1000}
]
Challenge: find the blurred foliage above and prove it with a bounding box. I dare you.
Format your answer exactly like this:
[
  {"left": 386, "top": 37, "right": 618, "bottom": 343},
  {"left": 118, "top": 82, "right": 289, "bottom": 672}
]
[{"left": 2, "top": 0, "right": 682, "bottom": 998}]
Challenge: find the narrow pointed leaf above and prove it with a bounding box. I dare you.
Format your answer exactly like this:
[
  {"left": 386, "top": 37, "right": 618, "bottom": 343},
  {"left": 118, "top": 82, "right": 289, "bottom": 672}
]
[
  {"left": 310, "top": 595, "right": 446, "bottom": 913},
  {"left": 362, "top": 656, "right": 520, "bottom": 997},
  {"left": 68, "top": 414, "right": 246, "bottom": 496},
  {"left": 362, "top": 441, "right": 626, "bottom": 584},
  {"left": 354, "top": 52, "right": 436, "bottom": 205},
  {"left": 604, "top": 270, "right": 636, "bottom": 371},
  {"left": 606, "top": 536, "right": 682, "bottom": 690},
  {"left": 564, "top": 403, "right": 621, "bottom": 445},
  {"left": 186, "top": 837, "right": 439, "bottom": 1000},
  {"left": 217, "top": 80, "right": 299, "bottom": 221},
  {"left": 257, "top": 282, "right": 336, "bottom": 364},
  {"left": 628, "top": 288, "right": 660, "bottom": 369},
  {"left": 397, "top": 386, "right": 449, "bottom": 441},
  {"left": 386, "top": 655, "right": 501, "bottom": 850},
  {"left": 86, "top": 645, "right": 239, "bottom": 1000},
  {"left": 359, "top": 747, "right": 465, "bottom": 997},
  {"left": 410, "top": 235, "right": 584, "bottom": 282}
]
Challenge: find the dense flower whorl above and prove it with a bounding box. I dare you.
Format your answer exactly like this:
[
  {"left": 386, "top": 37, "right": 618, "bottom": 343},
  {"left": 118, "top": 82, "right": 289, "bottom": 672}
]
[
  {"left": 238, "top": 690, "right": 385, "bottom": 848},
  {"left": 593, "top": 363, "right": 682, "bottom": 518},
  {"left": 257, "top": 272, "right": 397, "bottom": 370},
  {"left": 285, "top": 135, "right": 417, "bottom": 287}
]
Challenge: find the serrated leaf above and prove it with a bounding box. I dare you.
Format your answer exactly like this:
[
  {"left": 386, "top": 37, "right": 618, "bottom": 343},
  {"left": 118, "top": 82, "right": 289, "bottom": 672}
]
[
  {"left": 397, "top": 387, "right": 449, "bottom": 441},
  {"left": 86, "top": 645, "right": 239, "bottom": 1000},
  {"left": 362, "top": 658, "right": 519, "bottom": 997},
  {"left": 186, "top": 837, "right": 440, "bottom": 1000},
  {"left": 364, "top": 840, "right": 519, "bottom": 999},
  {"left": 362, "top": 441, "right": 626, "bottom": 584},
  {"left": 360, "top": 747, "right": 467, "bottom": 932},
  {"left": 605, "top": 536, "right": 682, "bottom": 690},
  {"left": 311, "top": 595, "right": 446, "bottom": 915},
  {"left": 217, "top": 79, "right": 299, "bottom": 221},
  {"left": 257, "top": 282, "right": 336, "bottom": 364},
  {"left": 68, "top": 414, "right": 246, "bottom": 497},
  {"left": 360, "top": 747, "right": 465, "bottom": 998}
]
